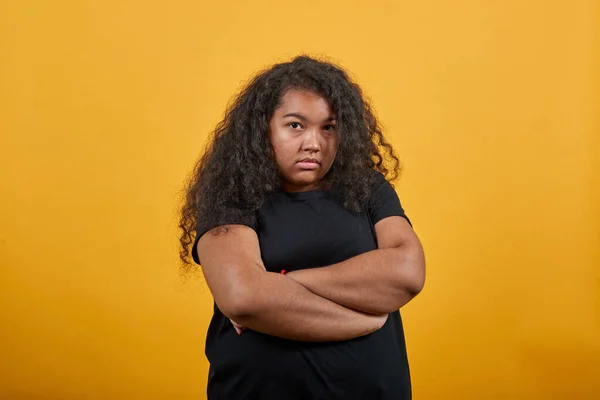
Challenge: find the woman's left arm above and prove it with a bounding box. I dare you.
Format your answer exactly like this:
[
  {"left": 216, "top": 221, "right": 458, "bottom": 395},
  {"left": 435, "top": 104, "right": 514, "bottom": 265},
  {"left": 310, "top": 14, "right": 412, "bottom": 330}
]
[{"left": 286, "top": 216, "right": 425, "bottom": 315}]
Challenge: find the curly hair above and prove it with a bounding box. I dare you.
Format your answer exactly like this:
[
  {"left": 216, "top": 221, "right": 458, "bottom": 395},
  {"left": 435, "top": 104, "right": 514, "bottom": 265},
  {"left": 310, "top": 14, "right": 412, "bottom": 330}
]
[{"left": 178, "top": 55, "right": 400, "bottom": 271}]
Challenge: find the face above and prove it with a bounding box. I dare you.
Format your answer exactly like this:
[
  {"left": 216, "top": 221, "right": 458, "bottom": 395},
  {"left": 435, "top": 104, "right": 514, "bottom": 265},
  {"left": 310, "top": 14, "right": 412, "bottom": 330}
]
[{"left": 268, "top": 89, "right": 340, "bottom": 192}]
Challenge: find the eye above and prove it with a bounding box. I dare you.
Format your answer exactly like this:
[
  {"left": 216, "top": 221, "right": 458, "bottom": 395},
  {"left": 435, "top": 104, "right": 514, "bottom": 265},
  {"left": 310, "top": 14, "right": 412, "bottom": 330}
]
[
  {"left": 288, "top": 122, "right": 302, "bottom": 129},
  {"left": 323, "top": 124, "right": 337, "bottom": 132}
]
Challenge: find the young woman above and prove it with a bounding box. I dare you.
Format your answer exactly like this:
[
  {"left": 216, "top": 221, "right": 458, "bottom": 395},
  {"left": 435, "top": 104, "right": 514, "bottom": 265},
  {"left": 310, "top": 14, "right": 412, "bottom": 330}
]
[{"left": 179, "top": 55, "right": 425, "bottom": 400}]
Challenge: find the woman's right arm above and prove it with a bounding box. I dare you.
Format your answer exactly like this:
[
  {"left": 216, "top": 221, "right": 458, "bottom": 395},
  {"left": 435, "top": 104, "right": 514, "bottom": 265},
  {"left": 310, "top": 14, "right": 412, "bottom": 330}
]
[{"left": 197, "top": 224, "right": 387, "bottom": 342}]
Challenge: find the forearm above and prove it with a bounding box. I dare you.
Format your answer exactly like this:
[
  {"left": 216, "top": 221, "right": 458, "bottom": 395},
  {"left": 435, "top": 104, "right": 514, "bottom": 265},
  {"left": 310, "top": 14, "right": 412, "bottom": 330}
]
[
  {"left": 228, "top": 272, "right": 387, "bottom": 342},
  {"left": 287, "top": 245, "right": 425, "bottom": 315}
]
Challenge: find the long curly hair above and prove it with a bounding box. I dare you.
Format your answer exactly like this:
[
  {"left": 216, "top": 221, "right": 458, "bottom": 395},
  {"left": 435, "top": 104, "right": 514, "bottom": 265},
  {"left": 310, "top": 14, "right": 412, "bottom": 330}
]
[{"left": 179, "top": 55, "right": 400, "bottom": 271}]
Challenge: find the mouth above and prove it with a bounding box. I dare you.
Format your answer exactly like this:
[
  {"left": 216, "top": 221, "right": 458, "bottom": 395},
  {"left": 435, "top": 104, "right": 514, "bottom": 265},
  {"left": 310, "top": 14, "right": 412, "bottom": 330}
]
[
  {"left": 296, "top": 157, "right": 320, "bottom": 170},
  {"left": 298, "top": 157, "right": 320, "bottom": 164}
]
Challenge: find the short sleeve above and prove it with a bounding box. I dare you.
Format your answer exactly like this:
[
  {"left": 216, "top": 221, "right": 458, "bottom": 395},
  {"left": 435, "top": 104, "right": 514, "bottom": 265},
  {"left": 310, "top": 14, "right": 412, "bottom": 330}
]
[
  {"left": 367, "top": 170, "right": 412, "bottom": 227},
  {"left": 191, "top": 206, "right": 258, "bottom": 265}
]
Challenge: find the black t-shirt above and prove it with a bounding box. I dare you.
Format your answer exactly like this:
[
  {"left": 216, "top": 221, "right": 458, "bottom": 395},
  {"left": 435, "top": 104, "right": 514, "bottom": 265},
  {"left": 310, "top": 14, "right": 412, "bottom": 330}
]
[{"left": 192, "top": 171, "right": 412, "bottom": 400}]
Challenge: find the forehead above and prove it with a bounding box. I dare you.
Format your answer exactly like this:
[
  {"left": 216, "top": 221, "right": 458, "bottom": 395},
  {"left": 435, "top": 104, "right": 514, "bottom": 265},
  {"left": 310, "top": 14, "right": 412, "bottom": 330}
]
[{"left": 274, "top": 89, "right": 334, "bottom": 118}]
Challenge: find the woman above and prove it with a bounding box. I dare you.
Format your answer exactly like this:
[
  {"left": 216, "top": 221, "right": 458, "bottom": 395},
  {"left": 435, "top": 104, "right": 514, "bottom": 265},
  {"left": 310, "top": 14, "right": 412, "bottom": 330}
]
[{"left": 179, "top": 55, "right": 425, "bottom": 400}]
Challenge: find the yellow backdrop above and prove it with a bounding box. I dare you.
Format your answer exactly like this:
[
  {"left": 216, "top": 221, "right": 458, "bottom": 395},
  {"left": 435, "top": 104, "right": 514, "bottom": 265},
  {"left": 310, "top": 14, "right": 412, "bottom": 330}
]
[{"left": 1, "top": 1, "right": 599, "bottom": 399}]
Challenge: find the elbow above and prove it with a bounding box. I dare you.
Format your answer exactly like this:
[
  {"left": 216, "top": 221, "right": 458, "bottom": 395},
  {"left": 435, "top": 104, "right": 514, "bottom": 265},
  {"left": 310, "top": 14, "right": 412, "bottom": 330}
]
[
  {"left": 396, "top": 244, "right": 426, "bottom": 296},
  {"left": 218, "top": 285, "right": 260, "bottom": 321},
  {"left": 386, "top": 281, "right": 423, "bottom": 313},
  {"left": 213, "top": 264, "right": 267, "bottom": 320},
  {"left": 390, "top": 265, "right": 425, "bottom": 310},
  {"left": 407, "top": 272, "right": 425, "bottom": 296},
  {"left": 377, "top": 272, "right": 425, "bottom": 314}
]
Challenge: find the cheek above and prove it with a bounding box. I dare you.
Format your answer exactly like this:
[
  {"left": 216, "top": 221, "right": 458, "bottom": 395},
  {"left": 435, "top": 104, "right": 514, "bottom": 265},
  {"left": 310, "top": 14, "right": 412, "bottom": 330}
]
[
  {"left": 270, "top": 132, "right": 297, "bottom": 161},
  {"left": 271, "top": 141, "right": 286, "bottom": 158},
  {"left": 325, "top": 137, "right": 340, "bottom": 158},
  {"left": 268, "top": 131, "right": 283, "bottom": 158},
  {"left": 270, "top": 139, "right": 293, "bottom": 167}
]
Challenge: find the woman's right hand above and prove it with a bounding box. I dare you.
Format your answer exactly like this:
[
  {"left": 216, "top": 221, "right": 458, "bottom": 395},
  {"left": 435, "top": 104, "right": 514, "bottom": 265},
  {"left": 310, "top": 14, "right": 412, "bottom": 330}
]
[{"left": 230, "top": 318, "right": 246, "bottom": 336}]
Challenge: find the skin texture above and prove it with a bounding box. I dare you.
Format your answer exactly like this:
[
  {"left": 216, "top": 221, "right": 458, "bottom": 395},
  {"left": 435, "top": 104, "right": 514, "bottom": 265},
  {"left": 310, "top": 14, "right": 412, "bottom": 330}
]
[{"left": 197, "top": 90, "right": 425, "bottom": 340}]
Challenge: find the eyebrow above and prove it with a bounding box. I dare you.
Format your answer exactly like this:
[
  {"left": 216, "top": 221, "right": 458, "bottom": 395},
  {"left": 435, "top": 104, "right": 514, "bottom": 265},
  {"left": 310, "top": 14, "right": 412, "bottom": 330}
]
[{"left": 282, "top": 113, "right": 337, "bottom": 122}]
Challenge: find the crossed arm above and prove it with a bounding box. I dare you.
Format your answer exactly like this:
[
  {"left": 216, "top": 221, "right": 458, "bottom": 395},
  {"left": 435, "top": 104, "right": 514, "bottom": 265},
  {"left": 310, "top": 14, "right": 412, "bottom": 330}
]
[
  {"left": 196, "top": 217, "right": 425, "bottom": 342},
  {"left": 286, "top": 216, "right": 425, "bottom": 315}
]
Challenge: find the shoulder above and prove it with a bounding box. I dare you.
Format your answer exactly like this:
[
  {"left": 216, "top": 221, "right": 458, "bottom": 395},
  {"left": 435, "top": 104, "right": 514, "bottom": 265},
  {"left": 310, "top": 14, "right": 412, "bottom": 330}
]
[
  {"left": 192, "top": 203, "right": 259, "bottom": 265},
  {"left": 366, "top": 169, "right": 411, "bottom": 226},
  {"left": 366, "top": 169, "right": 395, "bottom": 204},
  {"left": 369, "top": 168, "right": 389, "bottom": 187}
]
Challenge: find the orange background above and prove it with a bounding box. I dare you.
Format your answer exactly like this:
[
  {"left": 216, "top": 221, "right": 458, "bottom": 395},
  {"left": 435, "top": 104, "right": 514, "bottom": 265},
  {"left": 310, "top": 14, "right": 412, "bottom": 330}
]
[{"left": 1, "top": 1, "right": 599, "bottom": 399}]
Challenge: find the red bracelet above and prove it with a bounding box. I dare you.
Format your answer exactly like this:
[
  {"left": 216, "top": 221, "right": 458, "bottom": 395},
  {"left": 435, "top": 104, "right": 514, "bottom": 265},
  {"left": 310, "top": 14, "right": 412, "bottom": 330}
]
[{"left": 280, "top": 270, "right": 287, "bottom": 275}]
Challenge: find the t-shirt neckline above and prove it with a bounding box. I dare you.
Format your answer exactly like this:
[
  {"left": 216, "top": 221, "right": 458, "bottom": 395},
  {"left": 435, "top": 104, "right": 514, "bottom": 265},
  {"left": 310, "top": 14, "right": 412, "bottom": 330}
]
[{"left": 283, "top": 189, "right": 329, "bottom": 200}]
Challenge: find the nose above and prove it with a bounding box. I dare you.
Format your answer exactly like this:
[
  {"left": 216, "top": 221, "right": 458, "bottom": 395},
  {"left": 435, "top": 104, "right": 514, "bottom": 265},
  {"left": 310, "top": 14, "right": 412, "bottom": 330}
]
[{"left": 302, "top": 128, "right": 320, "bottom": 152}]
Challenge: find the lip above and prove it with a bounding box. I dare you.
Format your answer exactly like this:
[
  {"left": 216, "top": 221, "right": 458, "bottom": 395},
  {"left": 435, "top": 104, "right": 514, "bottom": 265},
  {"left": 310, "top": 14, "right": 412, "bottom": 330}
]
[
  {"left": 298, "top": 157, "right": 320, "bottom": 164},
  {"left": 296, "top": 158, "right": 320, "bottom": 170}
]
